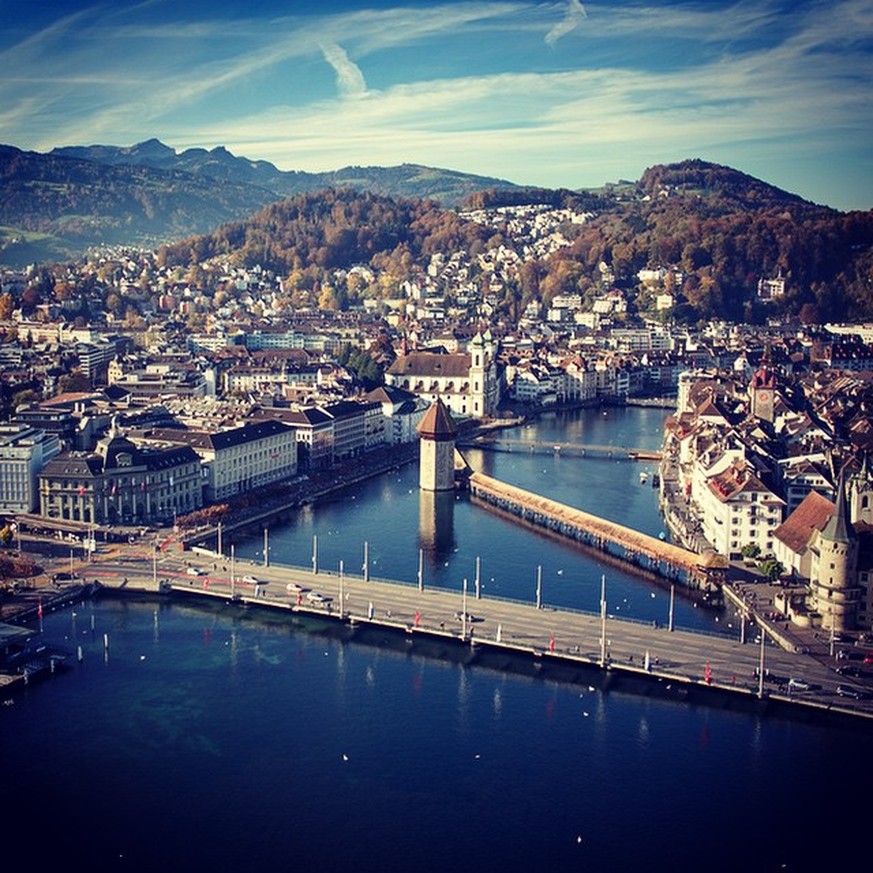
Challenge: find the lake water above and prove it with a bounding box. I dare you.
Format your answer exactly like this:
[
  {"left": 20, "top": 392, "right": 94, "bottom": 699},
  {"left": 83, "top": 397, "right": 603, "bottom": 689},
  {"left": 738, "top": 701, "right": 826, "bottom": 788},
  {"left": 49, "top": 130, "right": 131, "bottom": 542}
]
[{"left": 3, "top": 406, "right": 868, "bottom": 871}]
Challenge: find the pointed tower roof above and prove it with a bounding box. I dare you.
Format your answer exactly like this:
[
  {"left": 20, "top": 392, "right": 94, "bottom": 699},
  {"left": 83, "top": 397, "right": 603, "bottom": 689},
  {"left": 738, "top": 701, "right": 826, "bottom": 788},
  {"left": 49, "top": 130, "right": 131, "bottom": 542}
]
[
  {"left": 821, "top": 467, "right": 851, "bottom": 544},
  {"left": 418, "top": 396, "right": 456, "bottom": 441}
]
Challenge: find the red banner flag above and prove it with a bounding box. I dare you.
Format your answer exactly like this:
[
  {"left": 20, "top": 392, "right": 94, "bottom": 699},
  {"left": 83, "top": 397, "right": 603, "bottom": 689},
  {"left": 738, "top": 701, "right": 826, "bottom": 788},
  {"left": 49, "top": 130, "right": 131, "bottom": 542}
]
[
  {"left": 414, "top": 611, "right": 421, "bottom": 627},
  {"left": 37, "top": 598, "right": 43, "bottom": 618},
  {"left": 549, "top": 633, "right": 555, "bottom": 653}
]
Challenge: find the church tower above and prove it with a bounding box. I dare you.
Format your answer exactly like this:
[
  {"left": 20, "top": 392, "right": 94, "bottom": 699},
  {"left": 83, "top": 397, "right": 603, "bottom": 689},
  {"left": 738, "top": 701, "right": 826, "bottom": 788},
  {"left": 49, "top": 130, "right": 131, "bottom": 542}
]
[
  {"left": 749, "top": 349, "right": 776, "bottom": 423},
  {"left": 469, "top": 332, "right": 486, "bottom": 418},
  {"left": 810, "top": 469, "right": 859, "bottom": 632},
  {"left": 848, "top": 452, "right": 873, "bottom": 526},
  {"left": 418, "top": 396, "right": 456, "bottom": 492}
]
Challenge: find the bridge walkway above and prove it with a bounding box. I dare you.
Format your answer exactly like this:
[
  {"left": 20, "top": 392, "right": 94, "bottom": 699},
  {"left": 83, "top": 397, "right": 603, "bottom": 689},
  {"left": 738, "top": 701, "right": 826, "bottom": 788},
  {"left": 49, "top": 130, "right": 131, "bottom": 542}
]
[
  {"left": 458, "top": 436, "right": 661, "bottom": 460},
  {"left": 468, "top": 471, "right": 727, "bottom": 589}
]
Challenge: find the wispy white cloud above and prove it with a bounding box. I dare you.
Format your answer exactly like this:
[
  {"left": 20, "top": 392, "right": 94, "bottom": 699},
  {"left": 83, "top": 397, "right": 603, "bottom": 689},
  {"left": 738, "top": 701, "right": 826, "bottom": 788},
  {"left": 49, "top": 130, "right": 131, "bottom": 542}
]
[
  {"left": 1, "top": 1, "right": 871, "bottom": 208},
  {"left": 320, "top": 43, "right": 367, "bottom": 97},
  {"left": 545, "top": 0, "right": 587, "bottom": 47}
]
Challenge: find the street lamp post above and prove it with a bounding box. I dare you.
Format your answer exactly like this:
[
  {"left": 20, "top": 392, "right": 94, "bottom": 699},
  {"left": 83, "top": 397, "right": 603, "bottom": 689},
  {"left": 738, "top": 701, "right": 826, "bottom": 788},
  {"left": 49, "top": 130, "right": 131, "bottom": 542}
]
[
  {"left": 312, "top": 534, "right": 318, "bottom": 575},
  {"left": 757, "top": 627, "right": 766, "bottom": 699},
  {"left": 417, "top": 548, "right": 424, "bottom": 592},
  {"left": 599, "top": 574, "right": 607, "bottom": 667},
  {"left": 230, "top": 544, "right": 235, "bottom": 598},
  {"left": 535, "top": 565, "right": 542, "bottom": 609},
  {"left": 461, "top": 577, "right": 468, "bottom": 641}
]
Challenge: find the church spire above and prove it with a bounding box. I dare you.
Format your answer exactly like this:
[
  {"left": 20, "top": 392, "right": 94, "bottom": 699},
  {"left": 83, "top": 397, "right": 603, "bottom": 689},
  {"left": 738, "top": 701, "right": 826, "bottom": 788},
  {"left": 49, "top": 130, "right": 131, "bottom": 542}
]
[{"left": 822, "top": 465, "right": 851, "bottom": 545}]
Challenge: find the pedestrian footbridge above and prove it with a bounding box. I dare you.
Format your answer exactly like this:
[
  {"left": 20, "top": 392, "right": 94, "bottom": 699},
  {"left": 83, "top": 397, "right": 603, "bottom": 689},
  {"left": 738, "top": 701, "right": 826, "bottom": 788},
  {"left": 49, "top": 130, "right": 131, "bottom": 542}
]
[{"left": 468, "top": 471, "right": 727, "bottom": 591}]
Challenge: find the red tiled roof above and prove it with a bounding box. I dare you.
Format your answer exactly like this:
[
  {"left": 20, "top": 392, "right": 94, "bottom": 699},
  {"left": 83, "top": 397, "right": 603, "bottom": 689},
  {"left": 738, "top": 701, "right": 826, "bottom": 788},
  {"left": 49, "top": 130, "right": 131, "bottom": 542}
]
[{"left": 772, "top": 490, "right": 834, "bottom": 554}]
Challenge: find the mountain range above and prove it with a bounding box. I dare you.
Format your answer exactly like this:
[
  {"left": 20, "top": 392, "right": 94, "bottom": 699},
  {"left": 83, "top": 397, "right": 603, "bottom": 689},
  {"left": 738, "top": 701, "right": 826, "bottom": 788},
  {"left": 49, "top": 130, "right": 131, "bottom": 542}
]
[
  {"left": 1, "top": 139, "right": 871, "bottom": 325},
  {"left": 0, "top": 140, "right": 516, "bottom": 266}
]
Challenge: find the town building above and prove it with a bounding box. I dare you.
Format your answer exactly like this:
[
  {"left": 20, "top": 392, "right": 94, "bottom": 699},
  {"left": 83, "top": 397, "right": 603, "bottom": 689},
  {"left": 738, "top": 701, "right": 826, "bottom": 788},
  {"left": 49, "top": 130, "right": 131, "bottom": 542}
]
[
  {"left": 38, "top": 420, "right": 203, "bottom": 526},
  {"left": 0, "top": 424, "right": 60, "bottom": 513},
  {"left": 134, "top": 419, "right": 298, "bottom": 503}
]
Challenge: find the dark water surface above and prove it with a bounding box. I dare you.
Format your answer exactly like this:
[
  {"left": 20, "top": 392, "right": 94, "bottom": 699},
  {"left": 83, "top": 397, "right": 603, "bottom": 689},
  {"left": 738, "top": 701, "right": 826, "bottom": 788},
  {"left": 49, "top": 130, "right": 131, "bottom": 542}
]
[
  {"left": 3, "top": 408, "right": 867, "bottom": 871},
  {"left": 2, "top": 598, "right": 866, "bottom": 872}
]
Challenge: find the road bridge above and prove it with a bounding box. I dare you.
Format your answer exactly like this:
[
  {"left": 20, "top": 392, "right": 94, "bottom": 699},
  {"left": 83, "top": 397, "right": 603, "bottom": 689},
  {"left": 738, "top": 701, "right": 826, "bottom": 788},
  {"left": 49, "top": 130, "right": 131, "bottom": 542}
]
[{"left": 19, "top": 537, "right": 870, "bottom": 722}]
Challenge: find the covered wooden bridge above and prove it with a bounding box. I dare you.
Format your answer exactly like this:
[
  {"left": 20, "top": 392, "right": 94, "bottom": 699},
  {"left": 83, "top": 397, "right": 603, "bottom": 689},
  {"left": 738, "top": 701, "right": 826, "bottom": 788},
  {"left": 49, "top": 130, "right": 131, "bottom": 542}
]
[{"left": 468, "top": 472, "right": 727, "bottom": 592}]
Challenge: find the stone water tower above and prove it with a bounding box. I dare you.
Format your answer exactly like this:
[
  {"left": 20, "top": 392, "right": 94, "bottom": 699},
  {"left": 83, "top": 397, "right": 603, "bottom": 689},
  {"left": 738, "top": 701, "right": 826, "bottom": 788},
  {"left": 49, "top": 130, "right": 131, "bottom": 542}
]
[{"left": 418, "top": 396, "right": 456, "bottom": 492}]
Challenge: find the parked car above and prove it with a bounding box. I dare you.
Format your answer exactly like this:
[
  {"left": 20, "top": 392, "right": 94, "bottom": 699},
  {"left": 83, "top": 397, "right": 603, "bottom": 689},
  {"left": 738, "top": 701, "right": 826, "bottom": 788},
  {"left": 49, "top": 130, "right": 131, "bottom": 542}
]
[{"left": 787, "top": 677, "right": 810, "bottom": 691}]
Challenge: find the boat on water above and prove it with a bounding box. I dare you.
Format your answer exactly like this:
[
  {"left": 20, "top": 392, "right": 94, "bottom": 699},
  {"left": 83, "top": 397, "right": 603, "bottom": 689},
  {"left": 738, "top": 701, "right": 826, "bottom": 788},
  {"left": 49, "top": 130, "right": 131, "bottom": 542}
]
[{"left": 639, "top": 471, "right": 648, "bottom": 483}]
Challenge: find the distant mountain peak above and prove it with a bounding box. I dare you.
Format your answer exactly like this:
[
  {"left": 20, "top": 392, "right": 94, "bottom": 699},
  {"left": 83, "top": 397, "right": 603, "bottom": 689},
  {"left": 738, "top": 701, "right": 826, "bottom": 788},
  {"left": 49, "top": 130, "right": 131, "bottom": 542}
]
[{"left": 127, "top": 137, "right": 174, "bottom": 155}]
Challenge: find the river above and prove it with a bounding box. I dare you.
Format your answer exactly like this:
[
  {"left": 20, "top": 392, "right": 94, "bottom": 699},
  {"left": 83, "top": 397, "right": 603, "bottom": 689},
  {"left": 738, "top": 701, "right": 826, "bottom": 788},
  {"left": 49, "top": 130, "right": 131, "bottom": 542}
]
[
  {"left": 230, "top": 405, "right": 723, "bottom": 633},
  {"left": 2, "top": 405, "right": 867, "bottom": 871}
]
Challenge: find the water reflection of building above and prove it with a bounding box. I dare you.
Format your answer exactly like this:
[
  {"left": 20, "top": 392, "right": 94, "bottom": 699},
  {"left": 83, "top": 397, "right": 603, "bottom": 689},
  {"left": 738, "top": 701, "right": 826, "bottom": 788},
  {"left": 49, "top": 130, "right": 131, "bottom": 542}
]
[{"left": 418, "top": 489, "right": 455, "bottom": 563}]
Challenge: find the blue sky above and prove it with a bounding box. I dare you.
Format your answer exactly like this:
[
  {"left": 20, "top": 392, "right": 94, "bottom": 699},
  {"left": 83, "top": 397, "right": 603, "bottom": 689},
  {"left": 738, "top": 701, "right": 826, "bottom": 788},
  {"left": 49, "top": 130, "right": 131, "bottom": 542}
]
[{"left": 2, "top": 0, "right": 871, "bottom": 211}]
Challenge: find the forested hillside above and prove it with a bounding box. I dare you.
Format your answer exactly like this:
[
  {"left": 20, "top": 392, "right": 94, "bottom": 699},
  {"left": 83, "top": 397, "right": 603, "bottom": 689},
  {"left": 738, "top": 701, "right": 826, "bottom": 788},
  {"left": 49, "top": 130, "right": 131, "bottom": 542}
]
[{"left": 157, "top": 159, "right": 873, "bottom": 324}]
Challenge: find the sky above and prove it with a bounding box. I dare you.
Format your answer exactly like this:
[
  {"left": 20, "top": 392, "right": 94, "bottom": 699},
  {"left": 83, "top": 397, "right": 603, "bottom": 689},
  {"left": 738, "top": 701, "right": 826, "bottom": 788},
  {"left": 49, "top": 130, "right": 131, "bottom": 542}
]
[{"left": 1, "top": 0, "right": 872, "bottom": 211}]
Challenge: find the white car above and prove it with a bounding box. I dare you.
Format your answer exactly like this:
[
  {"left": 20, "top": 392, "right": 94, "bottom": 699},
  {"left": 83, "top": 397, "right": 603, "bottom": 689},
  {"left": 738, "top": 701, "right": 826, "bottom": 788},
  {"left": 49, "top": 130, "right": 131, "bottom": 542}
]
[
  {"left": 286, "top": 582, "right": 307, "bottom": 594},
  {"left": 306, "top": 591, "right": 331, "bottom": 605},
  {"left": 186, "top": 566, "right": 205, "bottom": 576},
  {"left": 242, "top": 575, "right": 261, "bottom": 585}
]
